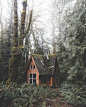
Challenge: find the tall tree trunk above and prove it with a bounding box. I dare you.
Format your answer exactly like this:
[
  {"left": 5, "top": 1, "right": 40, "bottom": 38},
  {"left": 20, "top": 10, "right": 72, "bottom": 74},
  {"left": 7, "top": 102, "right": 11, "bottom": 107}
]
[
  {"left": 19, "top": 0, "right": 27, "bottom": 46},
  {"left": 14, "top": 0, "right": 18, "bottom": 47},
  {"left": 6, "top": 0, "right": 19, "bottom": 83},
  {"left": 6, "top": 0, "right": 32, "bottom": 84}
]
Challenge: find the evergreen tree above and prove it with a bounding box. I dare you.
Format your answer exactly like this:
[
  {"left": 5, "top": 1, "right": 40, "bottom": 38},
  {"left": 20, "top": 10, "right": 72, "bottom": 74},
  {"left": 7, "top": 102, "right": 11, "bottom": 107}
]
[{"left": 58, "top": 0, "right": 86, "bottom": 84}]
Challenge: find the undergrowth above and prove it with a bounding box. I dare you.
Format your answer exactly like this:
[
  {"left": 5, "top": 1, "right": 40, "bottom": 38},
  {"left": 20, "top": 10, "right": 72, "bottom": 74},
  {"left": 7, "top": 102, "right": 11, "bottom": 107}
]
[
  {"left": 0, "top": 82, "right": 58, "bottom": 107},
  {"left": 59, "top": 82, "right": 86, "bottom": 107},
  {"left": 1, "top": 82, "right": 85, "bottom": 107}
]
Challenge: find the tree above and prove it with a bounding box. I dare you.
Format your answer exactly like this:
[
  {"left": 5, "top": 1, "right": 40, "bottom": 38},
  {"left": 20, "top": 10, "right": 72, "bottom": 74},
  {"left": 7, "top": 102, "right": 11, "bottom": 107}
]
[
  {"left": 57, "top": 0, "right": 86, "bottom": 84},
  {"left": 52, "top": 0, "right": 86, "bottom": 84},
  {"left": 6, "top": 0, "right": 32, "bottom": 84},
  {"left": 65, "top": 0, "right": 86, "bottom": 83}
]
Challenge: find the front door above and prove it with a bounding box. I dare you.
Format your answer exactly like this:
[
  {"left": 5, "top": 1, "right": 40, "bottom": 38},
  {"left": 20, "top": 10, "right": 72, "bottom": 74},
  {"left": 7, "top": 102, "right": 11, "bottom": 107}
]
[{"left": 29, "top": 73, "right": 36, "bottom": 84}]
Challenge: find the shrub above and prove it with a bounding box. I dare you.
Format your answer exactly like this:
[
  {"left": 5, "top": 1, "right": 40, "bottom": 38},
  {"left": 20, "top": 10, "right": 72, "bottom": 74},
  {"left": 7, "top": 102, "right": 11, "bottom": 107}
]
[{"left": 59, "top": 82, "right": 86, "bottom": 107}]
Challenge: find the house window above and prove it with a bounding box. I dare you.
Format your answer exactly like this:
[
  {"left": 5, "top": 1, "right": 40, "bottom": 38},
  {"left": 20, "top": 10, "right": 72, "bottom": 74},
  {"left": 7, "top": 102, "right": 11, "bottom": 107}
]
[
  {"left": 30, "top": 65, "right": 32, "bottom": 70},
  {"left": 29, "top": 73, "right": 36, "bottom": 84},
  {"left": 33, "top": 65, "right": 35, "bottom": 70}
]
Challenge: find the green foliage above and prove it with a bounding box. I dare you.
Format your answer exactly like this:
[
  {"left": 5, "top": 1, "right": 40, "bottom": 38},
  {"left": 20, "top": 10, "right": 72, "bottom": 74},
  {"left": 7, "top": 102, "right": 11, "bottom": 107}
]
[
  {"left": 57, "top": 0, "right": 86, "bottom": 84},
  {"left": 0, "top": 82, "right": 59, "bottom": 107},
  {"left": 0, "top": 82, "right": 15, "bottom": 107},
  {"left": 0, "top": 40, "right": 11, "bottom": 82},
  {"left": 65, "top": 0, "right": 86, "bottom": 83},
  {"left": 59, "top": 82, "right": 86, "bottom": 107}
]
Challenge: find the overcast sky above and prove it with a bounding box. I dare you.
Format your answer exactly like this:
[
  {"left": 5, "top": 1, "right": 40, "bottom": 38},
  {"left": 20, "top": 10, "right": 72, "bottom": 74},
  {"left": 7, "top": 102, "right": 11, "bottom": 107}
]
[
  {"left": 0, "top": 0, "right": 76, "bottom": 52},
  {"left": 0, "top": 0, "right": 52, "bottom": 50},
  {"left": 0, "top": 0, "right": 51, "bottom": 27}
]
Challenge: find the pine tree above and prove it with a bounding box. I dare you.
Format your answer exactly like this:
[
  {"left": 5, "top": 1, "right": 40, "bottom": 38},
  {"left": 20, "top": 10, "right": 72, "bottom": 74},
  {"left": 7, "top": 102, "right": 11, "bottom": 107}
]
[
  {"left": 54, "top": 0, "right": 86, "bottom": 84},
  {"left": 60, "top": 0, "right": 86, "bottom": 83}
]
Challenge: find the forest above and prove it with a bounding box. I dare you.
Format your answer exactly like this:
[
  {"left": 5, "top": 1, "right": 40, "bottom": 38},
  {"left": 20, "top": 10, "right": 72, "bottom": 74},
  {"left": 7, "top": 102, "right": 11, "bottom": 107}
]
[{"left": 0, "top": 0, "right": 86, "bottom": 107}]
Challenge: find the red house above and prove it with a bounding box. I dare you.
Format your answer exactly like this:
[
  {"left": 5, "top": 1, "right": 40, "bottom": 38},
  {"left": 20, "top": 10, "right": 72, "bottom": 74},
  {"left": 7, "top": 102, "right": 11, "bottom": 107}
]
[{"left": 25, "top": 54, "right": 60, "bottom": 86}]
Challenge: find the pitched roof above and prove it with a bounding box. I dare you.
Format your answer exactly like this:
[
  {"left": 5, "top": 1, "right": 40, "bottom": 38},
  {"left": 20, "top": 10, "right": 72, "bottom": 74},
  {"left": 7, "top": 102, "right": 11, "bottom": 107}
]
[{"left": 26, "top": 54, "right": 57, "bottom": 75}]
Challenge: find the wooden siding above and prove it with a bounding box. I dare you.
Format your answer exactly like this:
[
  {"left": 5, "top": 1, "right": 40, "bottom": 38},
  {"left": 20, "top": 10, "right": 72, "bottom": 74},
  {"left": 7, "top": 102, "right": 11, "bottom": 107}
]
[
  {"left": 39, "top": 75, "right": 54, "bottom": 86},
  {"left": 26, "top": 55, "right": 58, "bottom": 86},
  {"left": 27, "top": 57, "right": 39, "bottom": 85}
]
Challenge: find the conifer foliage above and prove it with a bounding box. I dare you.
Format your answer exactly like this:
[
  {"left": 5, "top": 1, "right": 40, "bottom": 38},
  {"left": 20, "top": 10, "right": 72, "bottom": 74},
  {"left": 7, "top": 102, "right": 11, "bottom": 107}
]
[
  {"left": 57, "top": 0, "right": 86, "bottom": 84},
  {"left": 65, "top": 0, "right": 86, "bottom": 83}
]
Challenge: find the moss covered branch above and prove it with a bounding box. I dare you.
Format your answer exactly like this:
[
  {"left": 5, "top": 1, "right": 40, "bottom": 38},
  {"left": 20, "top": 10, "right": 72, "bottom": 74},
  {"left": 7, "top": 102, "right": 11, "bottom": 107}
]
[
  {"left": 7, "top": 0, "right": 32, "bottom": 84},
  {"left": 24, "top": 10, "right": 33, "bottom": 37},
  {"left": 13, "top": 0, "right": 18, "bottom": 47},
  {"left": 19, "top": 0, "right": 27, "bottom": 46}
]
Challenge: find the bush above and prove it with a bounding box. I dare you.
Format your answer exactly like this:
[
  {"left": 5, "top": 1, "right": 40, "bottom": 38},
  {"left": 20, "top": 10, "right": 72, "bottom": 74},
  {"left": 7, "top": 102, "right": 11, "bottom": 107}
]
[
  {"left": 59, "top": 82, "right": 86, "bottom": 107},
  {"left": 0, "top": 82, "right": 59, "bottom": 107}
]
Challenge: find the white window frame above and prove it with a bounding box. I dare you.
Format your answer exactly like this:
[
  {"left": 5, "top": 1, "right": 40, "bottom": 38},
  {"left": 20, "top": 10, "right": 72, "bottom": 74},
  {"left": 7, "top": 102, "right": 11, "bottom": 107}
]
[
  {"left": 33, "top": 65, "right": 35, "bottom": 70},
  {"left": 30, "top": 64, "right": 32, "bottom": 70},
  {"left": 29, "top": 73, "right": 36, "bottom": 84}
]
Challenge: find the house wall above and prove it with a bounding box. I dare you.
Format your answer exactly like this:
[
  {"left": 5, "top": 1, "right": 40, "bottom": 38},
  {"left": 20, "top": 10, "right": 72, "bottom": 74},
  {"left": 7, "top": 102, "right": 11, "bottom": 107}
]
[
  {"left": 39, "top": 75, "right": 53, "bottom": 86},
  {"left": 27, "top": 57, "right": 39, "bottom": 85},
  {"left": 55, "top": 59, "right": 59, "bottom": 85},
  {"left": 27, "top": 55, "right": 58, "bottom": 86}
]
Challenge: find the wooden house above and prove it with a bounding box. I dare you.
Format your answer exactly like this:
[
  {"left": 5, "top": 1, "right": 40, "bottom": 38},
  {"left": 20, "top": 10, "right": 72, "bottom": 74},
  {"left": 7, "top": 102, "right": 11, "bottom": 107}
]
[{"left": 25, "top": 54, "right": 60, "bottom": 86}]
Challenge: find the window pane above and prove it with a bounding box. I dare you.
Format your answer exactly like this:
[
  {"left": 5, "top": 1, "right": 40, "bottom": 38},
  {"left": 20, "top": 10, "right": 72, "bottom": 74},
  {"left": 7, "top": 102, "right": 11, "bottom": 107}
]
[
  {"left": 33, "top": 74, "right": 36, "bottom": 78},
  {"left": 30, "top": 65, "right": 32, "bottom": 70},
  {"left": 29, "top": 79, "right": 32, "bottom": 84},
  {"left": 30, "top": 74, "right": 32, "bottom": 78},
  {"left": 34, "top": 65, "right": 35, "bottom": 70},
  {"left": 33, "top": 79, "right": 36, "bottom": 84}
]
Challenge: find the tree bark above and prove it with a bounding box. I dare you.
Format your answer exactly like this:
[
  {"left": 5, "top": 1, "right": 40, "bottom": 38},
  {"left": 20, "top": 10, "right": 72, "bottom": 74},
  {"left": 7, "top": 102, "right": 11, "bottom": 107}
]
[
  {"left": 6, "top": 0, "right": 32, "bottom": 84},
  {"left": 14, "top": 0, "right": 18, "bottom": 47},
  {"left": 19, "top": 0, "right": 27, "bottom": 46}
]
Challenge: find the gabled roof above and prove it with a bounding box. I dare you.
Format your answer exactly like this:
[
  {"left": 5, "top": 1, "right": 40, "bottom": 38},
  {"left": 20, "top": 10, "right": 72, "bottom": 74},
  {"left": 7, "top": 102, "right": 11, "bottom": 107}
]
[{"left": 26, "top": 54, "right": 57, "bottom": 75}]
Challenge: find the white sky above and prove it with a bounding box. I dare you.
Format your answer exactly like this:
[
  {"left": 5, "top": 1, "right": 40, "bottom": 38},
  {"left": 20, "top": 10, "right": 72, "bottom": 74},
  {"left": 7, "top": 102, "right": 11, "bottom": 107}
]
[
  {"left": 0, "top": 0, "right": 77, "bottom": 53},
  {"left": 0, "top": 0, "right": 51, "bottom": 26},
  {"left": 0, "top": 0, "right": 52, "bottom": 50},
  {"left": 0, "top": 0, "right": 52, "bottom": 41}
]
